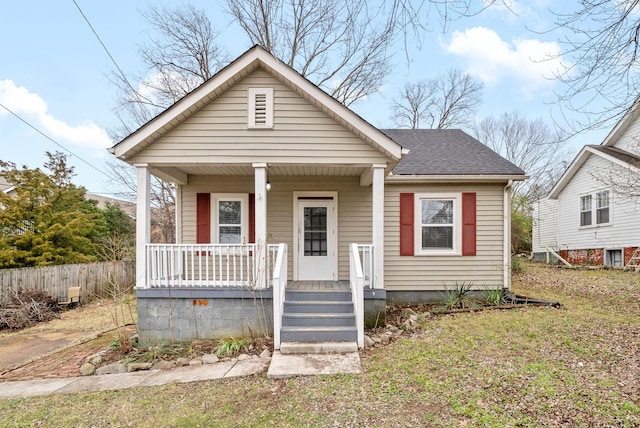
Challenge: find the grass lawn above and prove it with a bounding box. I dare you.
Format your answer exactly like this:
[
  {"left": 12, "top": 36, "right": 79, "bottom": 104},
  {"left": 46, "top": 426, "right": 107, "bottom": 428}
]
[{"left": 1, "top": 262, "right": 639, "bottom": 427}]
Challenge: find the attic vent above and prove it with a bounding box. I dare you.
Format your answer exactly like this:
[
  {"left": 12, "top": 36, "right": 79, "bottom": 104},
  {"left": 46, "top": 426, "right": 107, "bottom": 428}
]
[{"left": 248, "top": 88, "right": 273, "bottom": 129}]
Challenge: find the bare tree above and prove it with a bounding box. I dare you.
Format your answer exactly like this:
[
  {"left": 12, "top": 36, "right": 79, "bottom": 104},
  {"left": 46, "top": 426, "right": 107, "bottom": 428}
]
[
  {"left": 473, "top": 111, "right": 568, "bottom": 202},
  {"left": 109, "top": 4, "right": 228, "bottom": 243},
  {"left": 226, "top": 0, "right": 420, "bottom": 106},
  {"left": 391, "top": 69, "right": 483, "bottom": 129},
  {"left": 110, "top": 4, "right": 228, "bottom": 138},
  {"left": 549, "top": 1, "right": 640, "bottom": 132}
]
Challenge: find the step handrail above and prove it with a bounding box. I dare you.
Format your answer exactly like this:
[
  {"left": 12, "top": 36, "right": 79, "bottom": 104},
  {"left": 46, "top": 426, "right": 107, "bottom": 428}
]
[{"left": 349, "top": 243, "right": 365, "bottom": 349}]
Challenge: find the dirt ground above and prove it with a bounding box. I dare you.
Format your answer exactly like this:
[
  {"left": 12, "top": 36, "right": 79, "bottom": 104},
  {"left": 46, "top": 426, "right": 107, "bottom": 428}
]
[{"left": 0, "top": 300, "right": 133, "bottom": 381}]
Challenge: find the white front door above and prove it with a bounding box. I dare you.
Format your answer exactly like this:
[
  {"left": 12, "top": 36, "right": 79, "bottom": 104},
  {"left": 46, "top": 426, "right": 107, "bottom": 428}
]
[{"left": 296, "top": 198, "right": 337, "bottom": 280}]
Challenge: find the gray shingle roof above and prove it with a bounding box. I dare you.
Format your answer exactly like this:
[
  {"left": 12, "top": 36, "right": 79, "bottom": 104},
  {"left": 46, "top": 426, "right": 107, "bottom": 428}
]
[
  {"left": 589, "top": 145, "right": 640, "bottom": 167},
  {"left": 381, "top": 129, "right": 526, "bottom": 176}
]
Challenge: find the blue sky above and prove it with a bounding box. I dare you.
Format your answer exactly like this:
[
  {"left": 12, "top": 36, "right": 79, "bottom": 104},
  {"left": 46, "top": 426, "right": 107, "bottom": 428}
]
[{"left": 0, "top": 1, "right": 609, "bottom": 197}]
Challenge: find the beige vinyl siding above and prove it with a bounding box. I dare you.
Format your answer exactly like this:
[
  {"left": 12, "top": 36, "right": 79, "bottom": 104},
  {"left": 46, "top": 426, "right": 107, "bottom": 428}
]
[
  {"left": 133, "top": 69, "right": 388, "bottom": 165},
  {"left": 181, "top": 175, "right": 372, "bottom": 281},
  {"left": 384, "top": 183, "right": 506, "bottom": 291}
]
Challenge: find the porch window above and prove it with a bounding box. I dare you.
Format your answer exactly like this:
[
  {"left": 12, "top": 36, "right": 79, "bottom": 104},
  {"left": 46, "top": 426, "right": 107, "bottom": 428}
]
[
  {"left": 212, "top": 194, "right": 249, "bottom": 244},
  {"left": 414, "top": 193, "right": 461, "bottom": 255}
]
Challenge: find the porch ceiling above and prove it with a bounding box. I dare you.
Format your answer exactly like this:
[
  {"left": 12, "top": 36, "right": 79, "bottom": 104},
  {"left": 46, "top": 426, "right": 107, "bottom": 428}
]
[{"left": 155, "top": 164, "right": 368, "bottom": 177}]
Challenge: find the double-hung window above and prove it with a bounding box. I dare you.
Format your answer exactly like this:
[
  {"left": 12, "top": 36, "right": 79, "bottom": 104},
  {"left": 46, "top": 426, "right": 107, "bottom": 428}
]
[
  {"left": 596, "top": 190, "right": 610, "bottom": 224},
  {"left": 212, "top": 194, "right": 248, "bottom": 244},
  {"left": 580, "top": 190, "right": 611, "bottom": 227},
  {"left": 414, "top": 193, "right": 461, "bottom": 255},
  {"left": 580, "top": 195, "right": 592, "bottom": 226}
]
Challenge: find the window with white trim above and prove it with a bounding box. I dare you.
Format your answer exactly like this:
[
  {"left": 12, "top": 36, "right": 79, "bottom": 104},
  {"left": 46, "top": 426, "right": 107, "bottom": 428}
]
[
  {"left": 580, "top": 190, "right": 611, "bottom": 227},
  {"left": 414, "top": 193, "right": 461, "bottom": 255},
  {"left": 247, "top": 88, "right": 273, "bottom": 128},
  {"left": 580, "top": 195, "right": 592, "bottom": 226},
  {"left": 212, "top": 194, "right": 248, "bottom": 243}
]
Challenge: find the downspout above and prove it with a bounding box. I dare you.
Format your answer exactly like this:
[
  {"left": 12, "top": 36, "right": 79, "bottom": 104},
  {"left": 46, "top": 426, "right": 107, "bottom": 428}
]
[{"left": 504, "top": 180, "right": 513, "bottom": 291}]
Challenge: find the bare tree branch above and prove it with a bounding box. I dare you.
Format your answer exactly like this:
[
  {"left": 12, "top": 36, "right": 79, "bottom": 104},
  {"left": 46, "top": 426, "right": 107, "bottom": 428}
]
[
  {"left": 226, "top": 0, "right": 424, "bottom": 106},
  {"left": 472, "top": 111, "right": 569, "bottom": 202},
  {"left": 548, "top": 0, "right": 640, "bottom": 132},
  {"left": 109, "top": 4, "right": 228, "bottom": 140},
  {"left": 391, "top": 69, "right": 483, "bottom": 129}
]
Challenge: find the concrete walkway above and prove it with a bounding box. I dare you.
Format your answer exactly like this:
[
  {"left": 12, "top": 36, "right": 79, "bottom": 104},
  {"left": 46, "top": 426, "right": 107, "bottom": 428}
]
[{"left": 0, "top": 352, "right": 362, "bottom": 399}]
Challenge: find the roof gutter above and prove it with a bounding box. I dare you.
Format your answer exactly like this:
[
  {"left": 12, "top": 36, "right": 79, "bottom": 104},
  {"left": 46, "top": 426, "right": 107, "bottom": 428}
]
[{"left": 385, "top": 174, "right": 528, "bottom": 184}]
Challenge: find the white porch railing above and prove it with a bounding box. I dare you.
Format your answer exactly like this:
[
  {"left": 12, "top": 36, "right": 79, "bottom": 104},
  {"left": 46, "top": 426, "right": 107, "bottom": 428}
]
[
  {"left": 272, "top": 243, "right": 288, "bottom": 350},
  {"left": 145, "top": 244, "right": 280, "bottom": 289},
  {"left": 357, "top": 244, "right": 375, "bottom": 289},
  {"left": 349, "top": 243, "right": 366, "bottom": 349}
]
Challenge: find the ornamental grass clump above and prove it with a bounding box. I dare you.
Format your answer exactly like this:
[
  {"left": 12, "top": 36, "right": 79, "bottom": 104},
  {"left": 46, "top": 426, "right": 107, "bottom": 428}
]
[
  {"left": 216, "top": 337, "right": 251, "bottom": 357},
  {"left": 437, "top": 282, "right": 481, "bottom": 312}
]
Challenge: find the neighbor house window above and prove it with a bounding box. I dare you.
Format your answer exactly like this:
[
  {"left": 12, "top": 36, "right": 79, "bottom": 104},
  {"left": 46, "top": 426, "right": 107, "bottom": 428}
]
[
  {"left": 580, "top": 190, "right": 611, "bottom": 227},
  {"left": 414, "top": 193, "right": 461, "bottom": 255},
  {"left": 580, "top": 195, "right": 592, "bottom": 226},
  {"left": 212, "top": 194, "right": 248, "bottom": 244},
  {"left": 596, "top": 190, "right": 610, "bottom": 224}
]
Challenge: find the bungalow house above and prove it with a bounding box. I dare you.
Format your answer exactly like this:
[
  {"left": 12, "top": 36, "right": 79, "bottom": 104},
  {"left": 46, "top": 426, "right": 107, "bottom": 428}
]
[
  {"left": 109, "top": 46, "right": 526, "bottom": 349},
  {"left": 532, "top": 102, "right": 640, "bottom": 267}
]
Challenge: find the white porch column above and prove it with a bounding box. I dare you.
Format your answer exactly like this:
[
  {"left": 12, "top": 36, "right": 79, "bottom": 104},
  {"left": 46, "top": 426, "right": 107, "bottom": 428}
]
[
  {"left": 135, "top": 164, "right": 151, "bottom": 289},
  {"left": 372, "top": 164, "right": 386, "bottom": 289},
  {"left": 253, "top": 163, "right": 268, "bottom": 289}
]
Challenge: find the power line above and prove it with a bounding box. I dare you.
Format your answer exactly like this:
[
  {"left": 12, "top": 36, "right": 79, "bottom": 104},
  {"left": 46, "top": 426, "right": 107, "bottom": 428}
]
[
  {"left": 0, "top": 102, "right": 116, "bottom": 181},
  {"left": 72, "top": 0, "right": 152, "bottom": 115}
]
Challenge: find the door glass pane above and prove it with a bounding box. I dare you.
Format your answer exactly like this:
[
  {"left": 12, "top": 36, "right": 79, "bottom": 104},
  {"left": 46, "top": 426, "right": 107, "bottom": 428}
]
[{"left": 304, "top": 207, "right": 327, "bottom": 256}]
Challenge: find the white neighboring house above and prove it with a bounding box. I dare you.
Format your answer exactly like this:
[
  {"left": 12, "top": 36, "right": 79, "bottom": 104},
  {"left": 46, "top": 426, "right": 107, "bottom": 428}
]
[{"left": 533, "top": 104, "right": 640, "bottom": 266}]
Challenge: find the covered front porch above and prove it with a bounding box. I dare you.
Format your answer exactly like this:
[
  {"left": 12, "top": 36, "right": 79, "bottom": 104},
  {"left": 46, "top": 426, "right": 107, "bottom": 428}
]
[{"left": 134, "top": 164, "right": 389, "bottom": 349}]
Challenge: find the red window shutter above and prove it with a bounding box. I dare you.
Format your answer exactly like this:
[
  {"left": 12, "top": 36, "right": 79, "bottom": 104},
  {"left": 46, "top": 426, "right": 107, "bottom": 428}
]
[
  {"left": 462, "top": 192, "right": 476, "bottom": 256},
  {"left": 399, "top": 193, "right": 414, "bottom": 256},
  {"left": 249, "top": 193, "right": 255, "bottom": 243},
  {"left": 196, "top": 193, "right": 210, "bottom": 244}
]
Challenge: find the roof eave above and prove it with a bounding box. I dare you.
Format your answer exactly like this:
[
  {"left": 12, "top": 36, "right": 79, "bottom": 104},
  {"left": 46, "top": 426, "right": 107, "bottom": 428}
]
[{"left": 386, "top": 174, "right": 528, "bottom": 183}]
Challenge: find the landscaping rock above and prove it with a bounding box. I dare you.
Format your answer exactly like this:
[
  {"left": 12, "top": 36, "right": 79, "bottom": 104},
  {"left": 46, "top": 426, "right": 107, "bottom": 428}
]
[
  {"left": 95, "top": 362, "right": 126, "bottom": 375},
  {"left": 80, "top": 362, "right": 95, "bottom": 376},
  {"left": 259, "top": 349, "right": 271, "bottom": 359},
  {"left": 202, "top": 354, "right": 219, "bottom": 364},
  {"left": 87, "top": 354, "right": 103, "bottom": 366},
  {"left": 176, "top": 357, "right": 190, "bottom": 367},
  {"left": 189, "top": 359, "right": 203, "bottom": 366},
  {"left": 152, "top": 360, "right": 174, "bottom": 370},
  {"left": 126, "top": 362, "right": 153, "bottom": 372},
  {"left": 364, "top": 335, "right": 375, "bottom": 348},
  {"left": 237, "top": 353, "right": 250, "bottom": 361}
]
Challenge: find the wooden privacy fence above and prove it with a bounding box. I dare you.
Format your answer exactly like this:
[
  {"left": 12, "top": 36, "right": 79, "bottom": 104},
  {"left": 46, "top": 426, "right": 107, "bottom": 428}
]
[{"left": 0, "top": 260, "right": 136, "bottom": 304}]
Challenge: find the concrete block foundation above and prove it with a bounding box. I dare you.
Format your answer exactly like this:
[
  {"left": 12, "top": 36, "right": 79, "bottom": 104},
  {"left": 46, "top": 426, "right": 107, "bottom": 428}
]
[{"left": 137, "top": 288, "right": 388, "bottom": 346}]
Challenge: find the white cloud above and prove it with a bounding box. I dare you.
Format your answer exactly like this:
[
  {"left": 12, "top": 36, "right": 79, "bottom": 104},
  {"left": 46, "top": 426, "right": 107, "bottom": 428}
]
[
  {"left": 443, "top": 27, "right": 569, "bottom": 97},
  {"left": 0, "top": 79, "right": 111, "bottom": 148}
]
